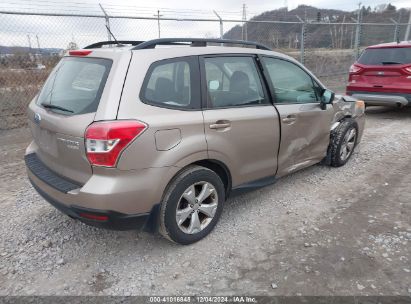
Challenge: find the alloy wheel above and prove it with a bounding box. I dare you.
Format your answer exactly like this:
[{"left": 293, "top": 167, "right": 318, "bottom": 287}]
[
  {"left": 175, "top": 181, "right": 218, "bottom": 234},
  {"left": 340, "top": 128, "right": 357, "bottom": 161}
]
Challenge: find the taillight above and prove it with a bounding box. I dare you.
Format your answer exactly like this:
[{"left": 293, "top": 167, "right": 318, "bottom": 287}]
[
  {"left": 349, "top": 64, "right": 362, "bottom": 74},
  {"left": 85, "top": 120, "right": 147, "bottom": 167},
  {"left": 69, "top": 50, "right": 92, "bottom": 56}
]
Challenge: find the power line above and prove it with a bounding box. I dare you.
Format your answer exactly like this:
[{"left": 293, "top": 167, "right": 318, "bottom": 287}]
[
  {"left": 0, "top": 2, "right": 101, "bottom": 10},
  {"left": 0, "top": 0, "right": 253, "bottom": 18},
  {"left": 0, "top": 4, "right": 102, "bottom": 13},
  {"left": 3, "top": 0, "right": 101, "bottom": 7}
]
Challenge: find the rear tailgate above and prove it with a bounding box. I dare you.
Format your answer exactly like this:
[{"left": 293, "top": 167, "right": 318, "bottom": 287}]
[
  {"left": 27, "top": 49, "right": 132, "bottom": 184},
  {"left": 353, "top": 63, "right": 411, "bottom": 93},
  {"left": 350, "top": 46, "right": 411, "bottom": 94}
]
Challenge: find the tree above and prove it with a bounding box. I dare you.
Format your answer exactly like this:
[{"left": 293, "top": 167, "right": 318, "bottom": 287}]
[
  {"left": 386, "top": 3, "right": 396, "bottom": 11},
  {"left": 374, "top": 4, "right": 387, "bottom": 13},
  {"left": 361, "top": 5, "right": 368, "bottom": 16},
  {"left": 66, "top": 41, "right": 78, "bottom": 50}
]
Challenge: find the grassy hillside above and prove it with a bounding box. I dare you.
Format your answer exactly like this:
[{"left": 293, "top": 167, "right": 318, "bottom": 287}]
[{"left": 224, "top": 5, "right": 410, "bottom": 49}]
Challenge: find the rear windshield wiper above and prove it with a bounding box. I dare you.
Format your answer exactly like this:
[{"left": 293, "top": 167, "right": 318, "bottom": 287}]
[
  {"left": 381, "top": 61, "right": 403, "bottom": 65},
  {"left": 41, "top": 103, "right": 74, "bottom": 113}
]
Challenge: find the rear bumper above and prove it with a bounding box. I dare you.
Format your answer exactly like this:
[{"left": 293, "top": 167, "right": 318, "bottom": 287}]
[
  {"left": 347, "top": 91, "right": 411, "bottom": 106},
  {"left": 29, "top": 177, "right": 158, "bottom": 231},
  {"left": 24, "top": 151, "right": 173, "bottom": 231}
]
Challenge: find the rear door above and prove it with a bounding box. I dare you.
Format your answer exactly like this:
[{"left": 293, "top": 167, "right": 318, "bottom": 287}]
[
  {"left": 200, "top": 55, "right": 280, "bottom": 187},
  {"left": 27, "top": 54, "right": 123, "bottom": 184},
  {"left": 260, "top": 56, "right": 334, "bottom": 177}
]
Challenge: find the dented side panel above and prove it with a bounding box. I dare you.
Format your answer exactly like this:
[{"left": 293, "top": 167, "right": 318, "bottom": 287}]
[{"left": 275, "top": 103, "right": 335, "bottom": 177}]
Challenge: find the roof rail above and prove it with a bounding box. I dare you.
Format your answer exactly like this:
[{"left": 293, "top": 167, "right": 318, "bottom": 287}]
[
  {"left": 84, "top": 40, "right": 144, "bottom": 49},
  {"left": 131, "top": 38, "right": 271, "bottom": 51}
]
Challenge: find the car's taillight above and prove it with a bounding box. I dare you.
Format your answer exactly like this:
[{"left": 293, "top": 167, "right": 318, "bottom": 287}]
[
  {"left": 404, "top": 66, "right": 411, "bottom": 74},
  {"left": 85, "top": 120, "right": 147, "bottom": 167},
  {"left": 349, "top": 64, "right": 362, "bottom": 74}
]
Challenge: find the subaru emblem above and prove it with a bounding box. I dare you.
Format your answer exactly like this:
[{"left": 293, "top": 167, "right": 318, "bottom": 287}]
[{"left": 34, "top": 113, "right": 41, "bottom": 125}]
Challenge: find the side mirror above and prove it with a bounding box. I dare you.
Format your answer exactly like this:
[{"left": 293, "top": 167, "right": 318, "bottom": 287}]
[{"left": 320, "top": 89, "right": 335, "bottom": 110}]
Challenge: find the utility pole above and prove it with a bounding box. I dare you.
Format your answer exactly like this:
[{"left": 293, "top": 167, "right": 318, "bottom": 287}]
[
  {"left": 241, "top": 4, "right": 247, "bottom": 41},
  {"left": 154, "top": 10, "right": 163, "bottom": 38},
  {"left": 405, "top": 9, "right": 411, "bottom": 41}
]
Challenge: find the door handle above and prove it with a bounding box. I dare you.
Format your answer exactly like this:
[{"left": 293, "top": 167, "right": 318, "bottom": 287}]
[
  {"left": 209, "top": 121, "right": 231, "bottom": 129},
  {"left": 282, "top": 115, "right": 297, "bottom": 124}
]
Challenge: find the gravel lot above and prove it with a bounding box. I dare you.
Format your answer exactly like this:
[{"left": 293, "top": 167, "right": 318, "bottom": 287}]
[{"left": 0, "top": 106, "right": 410, "bottom": 296}]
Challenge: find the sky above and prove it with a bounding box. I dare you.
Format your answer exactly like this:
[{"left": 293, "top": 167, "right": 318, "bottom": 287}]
[
  {"left": 78, "top": 0, "right": 411, "bottom": 13},
  {"left": 74, "top": 0, "right": 411, "bottom": 15},
  {"left": 0, "top": 0, "right": 410, "bottom": 49},
  {"left": 1, "top": 0, "right": 410, "bottom": 19}
]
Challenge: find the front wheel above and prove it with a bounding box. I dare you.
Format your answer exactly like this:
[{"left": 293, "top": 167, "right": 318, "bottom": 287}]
[
  {"left": 159, "top": 166, "right": 225, "bottom": 245},
  {"left": 329, "top": 118, "right": 358, "bottom": 167}
]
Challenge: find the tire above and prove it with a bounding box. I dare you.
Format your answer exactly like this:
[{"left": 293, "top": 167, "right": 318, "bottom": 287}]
[
  {"left": 159, "top": 165, "right": 225, "bottom": 245},
  {"left": 329, "top": 118, "right": 359, "bottom": 167}
]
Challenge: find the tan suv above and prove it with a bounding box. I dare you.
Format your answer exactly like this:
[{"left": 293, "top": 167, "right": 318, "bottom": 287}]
[{"left": 25, "top": 38, "right": 365, "bottom": 244}]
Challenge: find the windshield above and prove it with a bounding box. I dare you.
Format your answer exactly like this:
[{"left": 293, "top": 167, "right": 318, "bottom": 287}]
[
  {"left": 37, "top": 57, "right": 112, "bottom": 115},
  {"left": 358, "top": 47, "right": 411, "bottom": 65}
]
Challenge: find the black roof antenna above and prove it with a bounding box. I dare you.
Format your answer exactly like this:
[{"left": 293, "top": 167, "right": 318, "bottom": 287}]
[
  {"left": 99, "top": 3, "right": 121, "bottom": 47},
  {"left": 105, "top": 25, "right": 122, "bottom": 47}
]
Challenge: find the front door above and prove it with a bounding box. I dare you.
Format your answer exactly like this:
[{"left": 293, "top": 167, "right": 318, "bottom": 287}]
[{"left": 260, "top": 56, "right": 335, "bottom": 177}]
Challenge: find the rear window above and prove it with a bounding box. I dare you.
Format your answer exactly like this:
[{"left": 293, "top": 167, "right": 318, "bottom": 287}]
[
  {"left": 358, "top": 47, "right": 411, "bottom": 65},
  {"left": 37, "top": 57, "right": 112, "bottom": 115}
]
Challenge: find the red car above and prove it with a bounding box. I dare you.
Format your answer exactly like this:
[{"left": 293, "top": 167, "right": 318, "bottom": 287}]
[{"left": 346, "top": 41, "right": 411, "bottom": 107}]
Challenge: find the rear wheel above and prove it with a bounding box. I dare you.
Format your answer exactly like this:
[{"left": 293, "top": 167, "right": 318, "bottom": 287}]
[
  {"left": 159, "top": 166, "right": 225, "bottom": 245},
  {"left": 329, "top": 119, "right": 358, "bottom": 167}
]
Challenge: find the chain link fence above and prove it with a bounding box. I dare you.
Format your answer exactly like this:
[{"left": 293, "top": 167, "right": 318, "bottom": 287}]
[{"left": 1, "top": 9, "right": 410, "bottom": 129}]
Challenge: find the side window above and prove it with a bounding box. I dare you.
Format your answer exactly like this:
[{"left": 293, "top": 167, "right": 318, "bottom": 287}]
[
  {"left": 203, "top": 56, "right": 267, "bottom": 108},
  {"left": 141, "top": 57, "right": 198, "bottom": 109},
  {"left": 262, "top": 57, "right": 319, "bottom": 104}
]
